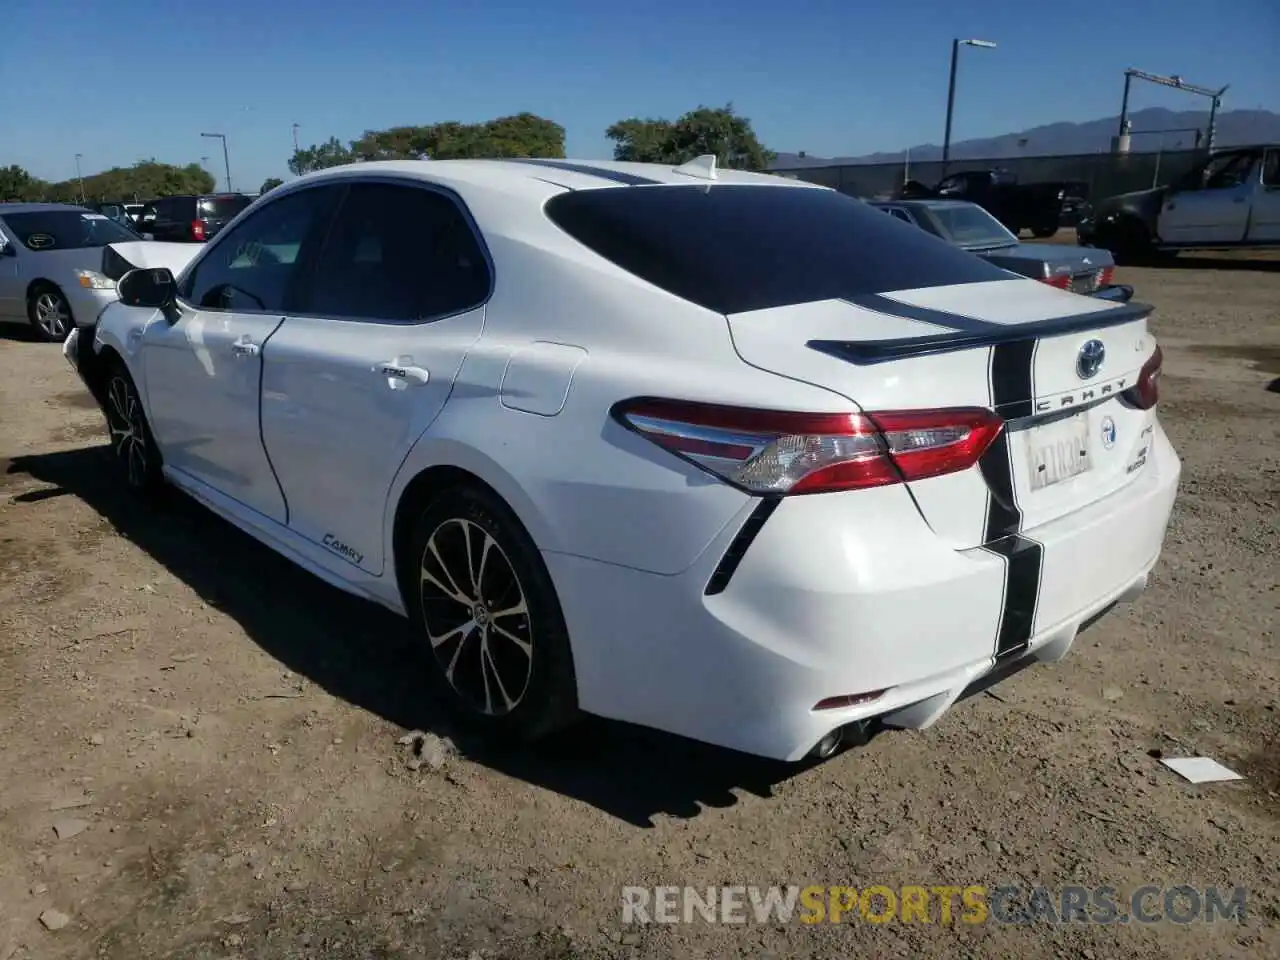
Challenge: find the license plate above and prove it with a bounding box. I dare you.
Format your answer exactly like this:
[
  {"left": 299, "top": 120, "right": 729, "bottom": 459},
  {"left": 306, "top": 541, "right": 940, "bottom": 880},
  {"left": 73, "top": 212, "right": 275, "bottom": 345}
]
[{"left": 1028, "top": 414, "right": 1092, "bottom": 490}]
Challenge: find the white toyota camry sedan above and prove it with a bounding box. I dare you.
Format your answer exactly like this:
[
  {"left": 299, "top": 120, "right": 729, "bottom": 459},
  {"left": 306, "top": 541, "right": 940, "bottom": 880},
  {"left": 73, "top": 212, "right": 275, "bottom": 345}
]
[{"left": 64, "top": 157, "right": 1180, "bottom": 762}]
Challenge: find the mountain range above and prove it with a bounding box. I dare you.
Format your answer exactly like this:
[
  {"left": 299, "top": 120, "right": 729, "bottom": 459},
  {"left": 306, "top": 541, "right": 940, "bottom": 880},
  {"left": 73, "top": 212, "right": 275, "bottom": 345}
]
[{"left": 771, "top": 108, "right": 1280, "bottom": 169}]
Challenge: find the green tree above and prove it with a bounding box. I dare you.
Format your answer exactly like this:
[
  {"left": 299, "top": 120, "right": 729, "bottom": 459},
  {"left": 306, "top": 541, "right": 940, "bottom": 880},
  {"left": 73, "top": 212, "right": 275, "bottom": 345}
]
[
  {"left": 294, "top": 114, "right": 566, "bottom": 171},
  {"left": 43, "top": 161, "right": 215, "bottom": 203},
  {"left": 0, "top": 164, "right": 49, "bottom": 201},
  {"left": 259, "top": 177, "right": 284, "bottom": 194},
  {"left": 289, "top": 136, "right": 355, "bottom": 175},
  {"left": 606, "top": 104, "right": 774, "bottom": 171}
]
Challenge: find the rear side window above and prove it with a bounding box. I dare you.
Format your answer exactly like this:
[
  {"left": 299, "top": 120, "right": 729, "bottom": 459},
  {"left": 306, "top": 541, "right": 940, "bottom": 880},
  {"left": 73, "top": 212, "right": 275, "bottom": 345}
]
[
  {"left": 301, "top": 183, "right": 490, "bottom": 323},
  {"left": 544, "top": 185, "right": 1011, "bottom": 315},
  {"left": 199, "top": 195, "right": 251, "bottom": 219}
]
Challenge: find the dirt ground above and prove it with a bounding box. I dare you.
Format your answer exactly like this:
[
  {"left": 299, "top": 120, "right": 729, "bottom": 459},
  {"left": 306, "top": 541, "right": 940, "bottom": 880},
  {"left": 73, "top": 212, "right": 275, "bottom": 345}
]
[{"left": 1, "top": 254, "right": 1277, "bottom": 960}]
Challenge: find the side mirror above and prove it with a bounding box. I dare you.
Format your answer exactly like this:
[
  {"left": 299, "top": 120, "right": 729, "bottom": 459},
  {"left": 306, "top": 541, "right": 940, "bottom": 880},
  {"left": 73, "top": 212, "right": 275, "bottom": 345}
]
[
  {"left": 0, "top": 237, "right": 13, "bottom": 257},
  {"left": 118, "top": 267, "right": 176, "bottom": 309}
]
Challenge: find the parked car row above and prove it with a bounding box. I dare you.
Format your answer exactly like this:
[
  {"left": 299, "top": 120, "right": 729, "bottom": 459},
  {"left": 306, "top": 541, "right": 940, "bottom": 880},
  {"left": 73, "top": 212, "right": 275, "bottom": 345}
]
[
  {"left": 54, "top": 156, "right": 1179, "bottom": 764},
  {"left": 85, "top": 193, "right": 255, "bottom": 242}
]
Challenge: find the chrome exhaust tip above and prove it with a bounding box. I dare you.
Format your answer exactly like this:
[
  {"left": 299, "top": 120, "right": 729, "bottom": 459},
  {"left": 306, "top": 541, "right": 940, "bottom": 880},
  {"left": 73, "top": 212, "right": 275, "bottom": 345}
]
[{"left": 810, "top": 728, "right": 844, "bottom": 759}]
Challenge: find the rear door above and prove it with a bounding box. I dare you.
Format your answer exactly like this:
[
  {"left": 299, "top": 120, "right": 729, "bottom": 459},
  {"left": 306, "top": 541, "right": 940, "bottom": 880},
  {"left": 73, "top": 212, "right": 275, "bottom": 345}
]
[
  {"left": 260, "top": 179, "right": 491, "bottom": 576},
  {"left": 1158, "top": 151, "right": 1257, "bottom": 244}
]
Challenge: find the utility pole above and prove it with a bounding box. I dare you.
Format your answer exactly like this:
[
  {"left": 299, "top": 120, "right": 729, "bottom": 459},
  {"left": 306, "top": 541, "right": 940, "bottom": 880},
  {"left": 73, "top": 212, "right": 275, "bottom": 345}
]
[
  {"left": 74, "top": 153, "right": 85, "bottom": 203},
  {"left": 942, "top": 38, "right": 997, "bottom": 176},
  {"left": 292, "top": 122, "right": 300, "bottom": 154},
  {"left": 201, "top": 133, "right": 232, "bottom": 192}
]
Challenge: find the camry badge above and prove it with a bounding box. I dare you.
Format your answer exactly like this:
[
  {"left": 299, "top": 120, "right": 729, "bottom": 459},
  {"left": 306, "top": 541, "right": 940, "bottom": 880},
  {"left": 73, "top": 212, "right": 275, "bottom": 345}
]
[{"left": 1077, "top": 339, "right": 1106, "bottom": 380}]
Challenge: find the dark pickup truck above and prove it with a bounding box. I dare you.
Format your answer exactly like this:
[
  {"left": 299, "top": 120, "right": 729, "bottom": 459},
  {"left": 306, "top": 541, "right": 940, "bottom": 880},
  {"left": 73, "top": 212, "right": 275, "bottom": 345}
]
[{"left": 899, "top": 168, "right": 1071, "bottom": 238}]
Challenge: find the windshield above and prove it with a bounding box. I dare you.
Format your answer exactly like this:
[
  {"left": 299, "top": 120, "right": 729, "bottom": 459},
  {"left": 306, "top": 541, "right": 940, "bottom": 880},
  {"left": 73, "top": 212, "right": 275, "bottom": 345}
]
[
  {"left": 199, "top": 195, "right": 252, "bottom": 219},
  {"left": 2, "top": 210, "right": 138, "bottom": 251},
  {"left": 544, "top": 185, "right": 1011, "bottom": 315},
  {"left": 924, "top": 203, "right": 1017, "bottom": 249}
]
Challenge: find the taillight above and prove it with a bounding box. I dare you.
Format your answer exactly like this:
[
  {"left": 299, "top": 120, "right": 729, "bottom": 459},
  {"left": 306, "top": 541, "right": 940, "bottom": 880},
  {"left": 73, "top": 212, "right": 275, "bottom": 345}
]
[
  {"left": 191, "top": 220, "right": 206, "bottom": 241},
  {"left": 1124, "top": 345, "right": 1162, "bottom": 410},
  {"left": 1040, "top": 273, "right": 1072, "bottom": 290},
  {"left": 613, "top": 399, "right": 1004, "bottom": 495},
  {"left": 1098, "top": 266, "right": 1115, "bottom": 287}
]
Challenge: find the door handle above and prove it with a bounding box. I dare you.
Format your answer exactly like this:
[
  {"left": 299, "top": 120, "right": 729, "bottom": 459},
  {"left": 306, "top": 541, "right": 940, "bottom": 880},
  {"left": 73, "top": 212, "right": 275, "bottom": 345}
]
[
  {"left": 374, "top": 358, "right": 429, "bottom": 384},
  {"left": 1232, "top": 196, "right": 1247, "bottom": 204},
  {"left": 231, "top": 337, "right": 260, "bottom": 358}
]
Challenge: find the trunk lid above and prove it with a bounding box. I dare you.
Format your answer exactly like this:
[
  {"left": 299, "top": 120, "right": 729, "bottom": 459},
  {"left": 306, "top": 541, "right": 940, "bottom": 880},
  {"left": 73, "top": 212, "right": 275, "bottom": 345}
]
[{"left": 725, "top": 277, "right": 1158, "bottom": 548}]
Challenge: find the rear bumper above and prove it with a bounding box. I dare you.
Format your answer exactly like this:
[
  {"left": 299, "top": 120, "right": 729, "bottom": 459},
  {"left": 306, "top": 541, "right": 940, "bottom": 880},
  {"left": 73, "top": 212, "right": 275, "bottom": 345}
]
[
  {"left": 548, "top": 422, "right": 1180, "bottom": 762},
  {"left": 1093, "top": 283, "right": 1134, "bottom": 303}
]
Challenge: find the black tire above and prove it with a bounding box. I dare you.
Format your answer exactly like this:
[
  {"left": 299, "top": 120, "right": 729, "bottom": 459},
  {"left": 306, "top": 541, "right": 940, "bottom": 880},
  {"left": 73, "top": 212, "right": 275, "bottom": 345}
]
[
  {"left": 1106, "top": 218, "right": 1158, "bottom": 266},
  {"left": 102, "top": 359, "right": 165, "bottom": 494},
  {"left": 405, "top": 484, "right": 577, "bottom": 740},
  {"left": 27, "top": 284, "right": 74, "bottom": 342}
]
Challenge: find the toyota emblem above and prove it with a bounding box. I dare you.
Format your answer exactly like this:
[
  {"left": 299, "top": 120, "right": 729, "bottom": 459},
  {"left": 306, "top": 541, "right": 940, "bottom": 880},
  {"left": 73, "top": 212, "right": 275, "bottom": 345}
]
[{"left": 1076, "top": 339, "right": 1106, "bottom": 380}]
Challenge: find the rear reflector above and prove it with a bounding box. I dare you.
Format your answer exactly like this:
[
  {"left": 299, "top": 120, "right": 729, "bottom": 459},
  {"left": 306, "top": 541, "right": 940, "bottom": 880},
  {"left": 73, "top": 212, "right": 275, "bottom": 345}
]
[
  {"left": 1123, "top": 344, "right": 1163, "bottom": 410},
  {"left": 613, "top": 399, "right": 1004, "bottom": 495},
  {"left": 813, "top": 689, "right": 889, "bottom": 711}
]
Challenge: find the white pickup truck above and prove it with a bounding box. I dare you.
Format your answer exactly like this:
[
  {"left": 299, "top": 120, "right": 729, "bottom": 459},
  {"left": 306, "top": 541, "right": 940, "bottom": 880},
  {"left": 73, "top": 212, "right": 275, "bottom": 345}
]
[{"left": 1078, "top": 144, "right": 1280, "bottom": 261}]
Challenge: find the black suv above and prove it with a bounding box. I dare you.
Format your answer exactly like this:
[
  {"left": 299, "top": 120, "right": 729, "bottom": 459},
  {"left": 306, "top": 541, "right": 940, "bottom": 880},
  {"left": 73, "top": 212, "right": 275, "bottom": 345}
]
[{"left": 137, "top": 193, "right": 253, "bottom": 242}]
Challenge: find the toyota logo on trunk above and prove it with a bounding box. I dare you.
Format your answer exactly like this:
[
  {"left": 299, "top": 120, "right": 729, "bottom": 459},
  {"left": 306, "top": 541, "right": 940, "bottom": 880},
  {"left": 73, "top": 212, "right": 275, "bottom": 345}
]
[{"left": 1076, "top": 339, "right": 1106, "bottom": 379}]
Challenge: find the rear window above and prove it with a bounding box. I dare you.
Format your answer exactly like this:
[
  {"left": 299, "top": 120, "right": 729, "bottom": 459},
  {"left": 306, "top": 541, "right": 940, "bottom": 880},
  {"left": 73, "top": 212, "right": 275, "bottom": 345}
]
[
  {"left": 924, "top": 204, "right": 1016, "bottom": 247},
  {"left": 199, "top": 195, "right": 252, "bottom": 219},
  {"left": 1, "top": 211, "right": 138, "bottom": 251},
  {"left": 544, "top": 185, "right": 1011, "bottom": 315}
]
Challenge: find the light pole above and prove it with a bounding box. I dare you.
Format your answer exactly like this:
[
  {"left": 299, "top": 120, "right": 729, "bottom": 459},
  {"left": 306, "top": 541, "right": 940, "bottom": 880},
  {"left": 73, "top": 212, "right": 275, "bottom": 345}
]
[
  {"left": 74, "top": 153, "right": 84, "bottom": 203},
  {"left": 292, "top": 122, "right": 300, "bottom": 154},
  {"left": 942, "top": 38, "right": 997, "bottom": 176},
  {"left": 201, "top": 132, "right": 232, "bottom": 192}
]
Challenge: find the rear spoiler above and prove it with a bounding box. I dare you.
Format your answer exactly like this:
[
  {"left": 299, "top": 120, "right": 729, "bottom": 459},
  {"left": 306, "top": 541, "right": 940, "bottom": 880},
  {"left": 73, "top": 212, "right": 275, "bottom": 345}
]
[{"left": 809, "top": 299, "right": 1153, "bottom": 365}]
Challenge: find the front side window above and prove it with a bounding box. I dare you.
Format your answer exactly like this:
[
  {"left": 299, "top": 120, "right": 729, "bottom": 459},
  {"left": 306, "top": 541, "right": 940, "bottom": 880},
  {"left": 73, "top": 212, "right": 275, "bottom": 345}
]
[
  {"left": 545, "top": 185, "right": 1011, "bottom": 315},
  {"left": 0, "top": 210, "right": 138, "bottom": 251},
  {"left": 301, "top": 183, "right": 490, "bottom": 322},
  {"left": 182, "top": 186, "right": 340, "bottom": 313},
  {"left": 1201, "top": 153, "right": 1256, "bottom": 190}
]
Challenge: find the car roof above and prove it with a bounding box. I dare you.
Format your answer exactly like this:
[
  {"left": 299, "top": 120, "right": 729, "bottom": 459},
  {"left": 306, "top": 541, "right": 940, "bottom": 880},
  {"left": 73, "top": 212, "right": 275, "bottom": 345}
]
[
  {"left": 873, "top": 199, "right": 977, "bottom": 210},
  {"left": 286, "top": 158, "right": 825, "bottom": 200},
  {"left": 0, "top": 202, "right": 90, "bottom": 215}
]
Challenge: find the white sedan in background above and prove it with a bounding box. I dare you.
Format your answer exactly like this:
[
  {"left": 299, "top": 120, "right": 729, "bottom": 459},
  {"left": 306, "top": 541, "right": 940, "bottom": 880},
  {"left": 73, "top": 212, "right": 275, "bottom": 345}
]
[
  {"left": 65, "top": 157, "right": 1179, "bottom": 762},
  {"left": 0, "top": 203, "right": 195, "bottom": 341}
]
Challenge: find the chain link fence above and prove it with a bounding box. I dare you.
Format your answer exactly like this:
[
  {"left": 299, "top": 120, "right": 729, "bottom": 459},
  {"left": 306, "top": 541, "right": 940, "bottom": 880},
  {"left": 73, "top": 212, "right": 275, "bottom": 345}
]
[{"left": 771, "top": 149, "right": 1206, "bottom": 202}]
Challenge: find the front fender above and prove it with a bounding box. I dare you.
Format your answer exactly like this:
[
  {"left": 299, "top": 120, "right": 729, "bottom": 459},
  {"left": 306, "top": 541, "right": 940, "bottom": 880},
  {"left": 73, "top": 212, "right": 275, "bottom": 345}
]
[{"left": 90, "top": 302, "right": 165, "bottom": 417}]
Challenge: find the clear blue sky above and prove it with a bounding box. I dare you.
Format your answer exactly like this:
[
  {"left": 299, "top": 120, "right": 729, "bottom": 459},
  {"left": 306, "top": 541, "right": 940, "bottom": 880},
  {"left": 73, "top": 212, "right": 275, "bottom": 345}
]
[{"left": 3, "top": 0, "right": 1276, "bottom": 190}]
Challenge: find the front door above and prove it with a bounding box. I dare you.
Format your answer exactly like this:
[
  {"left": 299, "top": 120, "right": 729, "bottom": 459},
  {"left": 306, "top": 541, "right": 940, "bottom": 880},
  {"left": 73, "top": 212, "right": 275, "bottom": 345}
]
[
  {"left": 0, "top": 219, "right": 24, "bottom": 322},
  {"left": 260, "top": 180, "right": 492, "bottom": 576},
  {"left": 142, "top": 184, "right": 343, "bottom": 522},
  {"left": 1247, "top": 148, "right": 1280, "bottom": 243},
  {"left": 1158, "top": 151, "right": 1258, "bottom": 245}
]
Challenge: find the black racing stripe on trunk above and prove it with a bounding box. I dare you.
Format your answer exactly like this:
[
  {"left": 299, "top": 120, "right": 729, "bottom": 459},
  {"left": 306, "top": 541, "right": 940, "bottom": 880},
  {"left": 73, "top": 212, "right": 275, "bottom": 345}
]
[
  {"left": 505, "top": 159, "right": 662, "bottom": 186},
  {"left": 989, "top": 336, "right": 1036, "bottom": 419},
  {"left": 842, "top": 294, "right": 1006, "bottom": 334},
  {"left": 981, "top": 339, "right": 1045, "bottom": 658},
  {"left": 704, "top": 498, "right": 781, "bottom": 596}
]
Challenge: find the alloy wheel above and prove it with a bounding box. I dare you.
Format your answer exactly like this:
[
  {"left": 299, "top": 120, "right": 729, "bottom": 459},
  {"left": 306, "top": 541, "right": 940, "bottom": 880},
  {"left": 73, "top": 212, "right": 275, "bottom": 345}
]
[
  {"left": 106, "top": 375, "right": 148, "bottom": 487},
  {"left": 419, "top": 518, "right": 534, "bottom": 716},
  {"left": 34, "top": 292, "right": 70, "bottom": 339}
]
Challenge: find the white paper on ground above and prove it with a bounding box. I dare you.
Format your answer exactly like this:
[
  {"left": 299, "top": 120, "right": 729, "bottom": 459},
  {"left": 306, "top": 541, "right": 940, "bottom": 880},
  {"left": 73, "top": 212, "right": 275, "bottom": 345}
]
[{"left": 1160, "top": 756, "right": 1244, "bottom": 784}]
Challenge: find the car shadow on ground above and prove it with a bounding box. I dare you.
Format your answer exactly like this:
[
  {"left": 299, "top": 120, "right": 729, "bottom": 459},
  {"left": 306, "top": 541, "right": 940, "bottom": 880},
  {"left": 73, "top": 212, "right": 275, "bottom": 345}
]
[
  {"left": 0, "top": 319, "right": 39, "bottom": 342},
  {"left": 1162, "top": 255, "right": 1280, "bottom": 273},
  {"left": 7, "top": 445, "right": 815, "bottom": 827}
]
